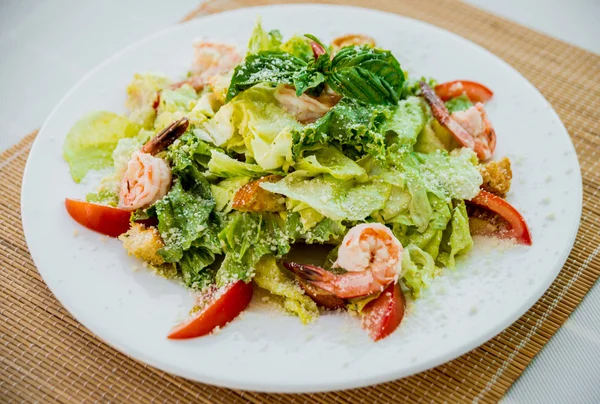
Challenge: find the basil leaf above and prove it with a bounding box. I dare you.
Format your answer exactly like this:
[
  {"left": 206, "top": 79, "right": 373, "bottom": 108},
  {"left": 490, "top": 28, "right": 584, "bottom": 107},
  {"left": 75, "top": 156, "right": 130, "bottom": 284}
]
[
  {"left": 226, "top": 51, "right": 307, "bottom": 101},
  {"left": 327, "top": 46, "right": 405, "bottom": 105},
  {"left": 293, "top": 69, "right": 326, "bottom": 95}
]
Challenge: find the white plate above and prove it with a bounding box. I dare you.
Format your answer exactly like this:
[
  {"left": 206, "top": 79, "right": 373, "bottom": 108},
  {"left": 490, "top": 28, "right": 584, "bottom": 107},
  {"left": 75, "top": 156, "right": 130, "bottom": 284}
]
[{"left": 22, "top": 5, "right": 581, "bottom": 393}]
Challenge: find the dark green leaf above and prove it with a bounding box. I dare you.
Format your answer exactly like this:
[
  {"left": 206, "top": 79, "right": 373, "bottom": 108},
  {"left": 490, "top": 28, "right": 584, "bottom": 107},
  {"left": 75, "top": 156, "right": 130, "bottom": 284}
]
[
  {"left": 180, "top": 247, "right": 216, "bottom": 290},
  {"left": 216, "top": 212, "right": 290, "bottom": 285},
  {"left": 226, "top": 51, "right": 307, "bottom": 101},
  {"left": 327, "top": 46, "right": 405, "bottom": 105},
  {"left": 155, "top": 181, "right": 216, "bottom": 262}
]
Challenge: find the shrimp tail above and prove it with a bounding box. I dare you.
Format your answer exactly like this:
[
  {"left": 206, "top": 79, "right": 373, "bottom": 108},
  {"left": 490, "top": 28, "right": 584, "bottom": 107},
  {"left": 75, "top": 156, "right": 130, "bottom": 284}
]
[
  {"left": 141, "top": 117, "right": 189, "bottom": 155},
  {"left": 282, "top": 261, "right": 332, "bottom": 282}
]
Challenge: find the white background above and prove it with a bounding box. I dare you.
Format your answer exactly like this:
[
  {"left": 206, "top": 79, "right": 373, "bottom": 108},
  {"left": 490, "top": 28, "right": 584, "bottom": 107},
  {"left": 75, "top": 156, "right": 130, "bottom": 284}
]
[{"left": 1, "top": 0, "right": 599, "bottom": 402}]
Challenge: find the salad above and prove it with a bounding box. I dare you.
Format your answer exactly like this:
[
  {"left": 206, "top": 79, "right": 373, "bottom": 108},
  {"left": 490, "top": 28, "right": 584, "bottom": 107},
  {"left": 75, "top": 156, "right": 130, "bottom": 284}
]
[{"left": 62, "top": 22, "right": 531, "bottom": 341}]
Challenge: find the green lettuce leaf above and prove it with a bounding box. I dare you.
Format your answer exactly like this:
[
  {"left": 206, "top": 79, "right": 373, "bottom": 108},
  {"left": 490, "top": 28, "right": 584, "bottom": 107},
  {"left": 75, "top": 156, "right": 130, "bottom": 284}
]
[
  {"left": 253, "top": 256, "right": 319, "bottom": 324},
  {"left": 179, "top": 247, "right": 216, "bottom": 290},
  {"left": 155, "top": 181, "right": 215, "bottom": 262},
  {"left": 294, "top": 146, "right": 367, "bottom": 180},
  {"left": 401, "top": 244, "right": 439, "bottom": 299},
  {"left": 414, "top": 120, "right": 447, "bottom": 154},
  {"left": 383, "top": 96, "right": 426, "bottom": 147},
  {"left": 247, "top": 19, "right": 283, "bottom": 54},
  {"left": 416, "top": 148, "right": 482, "bottom": 200},
  {"left": 445, "top": 95, "right": 473, "bottom": 113},
  {"left": 291, "top": 98, "right": 392, "bottom": 159},
  {"left": 154, "top": 84, "right": 199, "bottom": 130},
  {"left": 216, "top": 212, "right": 290, "bottom": 286},
  {"left": 437, "top": 200, "right": 473, "bottom": 268},
  {"left": 285, "top": 212, "right": 346, "bottom": 244},
  {"left": 63, "top": 111, "right": 141, "bottom": 182},
  {"left": 207, "top": 150, "right": 269, "bottom": 178},
  {"left": 281, "top": 36, "right": 314, "bottom": 62},
  {"left": 167, "top": 130, "right": 218, "bottom": 185},
  {"left": 261, "top": 172, "right": 390, "bottom": 221},
  {"left": 210, "top": 177, "right": 251, "bottom": 212},
  {"left": 126, "top": 73, "right": 171, "bottom": 129}
]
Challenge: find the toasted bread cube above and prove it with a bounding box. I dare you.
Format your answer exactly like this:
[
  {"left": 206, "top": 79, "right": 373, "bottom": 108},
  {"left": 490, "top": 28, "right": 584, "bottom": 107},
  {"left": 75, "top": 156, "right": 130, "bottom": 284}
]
[
  {"left": 232, "top": 175, "right": 285, "bottom": 212},
  {"left": 119, "top": 223, "right": 165, "bottom": 266},
  {"left": 479, "top": 157, "right": 512, "bottom": 198}
]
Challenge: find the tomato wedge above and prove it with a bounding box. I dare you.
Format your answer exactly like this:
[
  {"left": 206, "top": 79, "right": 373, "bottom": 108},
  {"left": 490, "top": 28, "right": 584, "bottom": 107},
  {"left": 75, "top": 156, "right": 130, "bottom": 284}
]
[
  {"left": 65, "top": 198, "right": 131, "bottom": 238},
  {"left": 361, "top": 282, "right": 406, "bottom": 341},
  {"left": 435, "top": 80, "right": 494, "bottom": 103},
  {"left": 467, "top": 190, "right": 532, "bottom": 245},
  {"left": 168, "top": 281, "right": 253, "bottom": 339}
]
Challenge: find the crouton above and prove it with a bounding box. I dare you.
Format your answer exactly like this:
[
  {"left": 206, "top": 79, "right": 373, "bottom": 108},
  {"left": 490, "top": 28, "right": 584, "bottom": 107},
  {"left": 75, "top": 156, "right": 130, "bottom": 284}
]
[
  {"left": 232, "top": 175, "right": 286, "bottom": 212},
  {"left": 479, "top": 157, "right": 512, "bottom": 198},
  {"left": 119, "top": 223, "right": 165, "bottom": 266}
]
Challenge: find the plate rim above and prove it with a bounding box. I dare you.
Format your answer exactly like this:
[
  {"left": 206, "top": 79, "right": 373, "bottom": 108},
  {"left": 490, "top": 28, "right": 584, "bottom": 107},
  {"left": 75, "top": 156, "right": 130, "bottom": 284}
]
[{"left": 21, "top": 4, "right": 583, "bottom": 393}]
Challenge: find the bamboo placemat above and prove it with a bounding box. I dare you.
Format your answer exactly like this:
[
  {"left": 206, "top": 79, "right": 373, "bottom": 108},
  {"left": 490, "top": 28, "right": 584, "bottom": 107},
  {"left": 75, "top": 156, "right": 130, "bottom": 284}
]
[{"left": 2, "top": 0, "right": 599, "bottom": 402}]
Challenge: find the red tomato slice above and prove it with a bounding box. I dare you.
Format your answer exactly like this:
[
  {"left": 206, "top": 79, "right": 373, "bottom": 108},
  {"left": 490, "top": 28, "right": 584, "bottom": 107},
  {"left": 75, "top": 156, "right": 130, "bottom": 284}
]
[
  {"left": 65, "top": 198, "right": 131, "bottom": 238},
  {"left": 168, "top": 281, "right": 253, "bottom": 339},
  {"left": 361, "top": 282, "right": 406, "bottom": 341},
  {"left": 468, "top": 190, "right": 532, "bottom": 245},
  {"left": 435, "top": 80, "right": 494, "bottom": 103}
]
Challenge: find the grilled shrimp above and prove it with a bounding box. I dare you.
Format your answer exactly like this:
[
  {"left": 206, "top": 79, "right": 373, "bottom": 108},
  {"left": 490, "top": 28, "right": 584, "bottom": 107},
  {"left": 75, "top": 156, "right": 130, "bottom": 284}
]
[
  {"left": 420, "top": 82, "right": 496, "bottom": 160},
  {"left": 285, "top": 223, "right": 403, "bottom": 299},
  {"left": 274, "top": 85, "right": 340, "bottom": 124},
  {"left": 118, "top": 118, "right": 189, "bottom": 211}
]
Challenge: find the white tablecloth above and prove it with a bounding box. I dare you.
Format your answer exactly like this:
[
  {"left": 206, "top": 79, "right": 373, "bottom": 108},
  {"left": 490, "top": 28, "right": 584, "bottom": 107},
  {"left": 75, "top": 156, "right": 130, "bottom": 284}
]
[{"left": 2, "top": 0, "right": 599, "bottom": 401}]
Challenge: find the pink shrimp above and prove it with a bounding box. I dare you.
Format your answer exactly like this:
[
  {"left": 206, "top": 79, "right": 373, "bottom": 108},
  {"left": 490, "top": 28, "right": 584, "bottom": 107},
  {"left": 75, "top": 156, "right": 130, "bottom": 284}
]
[
  {"left": 118, "top": 118, "right": 189, "bottom": 211},
  {"left": 274, "top": 85, "right": 341, "bottom": 124},
  {"left": 173, "top": 42, "right": 241, "bottom": 91},
  {"left": 420, "top": 82, "right": 496, "bottom": 160},
  {"left": 284, "top": 223, "right": 403, "bottom": 299}
]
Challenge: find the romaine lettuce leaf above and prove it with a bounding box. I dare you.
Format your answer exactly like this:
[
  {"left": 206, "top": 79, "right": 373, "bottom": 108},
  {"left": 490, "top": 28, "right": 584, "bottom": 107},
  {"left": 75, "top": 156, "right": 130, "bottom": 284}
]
[
  {"left": 291, "top": 98, "right": 392, "bottom": 159},
  {"left": 383, "top": 96, "right": 426, "bottom": 147},
  {"left": 154, "top": 84, "right": 199, "bottom": 130},
  {"left": 414, "top": 120, "right": 447, "bottom": 154},
  {"left": 285, "top": 212, "right": 346, "bottom": 244},
  {"left": 281, "top": 36, "right": 314, "bottom": 62},
  {"left": 247, "top": 19, "right": 283, "bottom": 54},
  {"left": 155, "top": 180, "right": 216, "bottom": 262},
  {"left": 207, "top": 150, "right": 268, "bottom": 178},
  {"left": 261, "top": 172, "right": 390, "bottom": 221},
  {"left": 437, "top": 200, "right": 473, "bottom": 268},
  {"left": 63, "top": 111, "right": 141, "bottom": 182},
  {"left": 401, "top": 244, "right": 440, "bottom": 298},
  {"left": 179, "top": 247, "right": 216, "bottom": 290},
  {"left": 167, "top": 130, "right": 217, "bottom": 185},
  {"left": 210, "top": 177, "right": 251, "bottom": 212},
  {"left": 294, "top": 146, "right": 367, "bottom": 180},
  {"left": 253, "top": 256, "right": 318, "bottom": 324},
  {"left": 216, "top": 212, "right": 289, "bottom": 286},
  {"left": 126, "top": 73, "right": 171, "bottom": 129},
  {"left": 417, "top": 148, "right": 482, "bottom": 200}
]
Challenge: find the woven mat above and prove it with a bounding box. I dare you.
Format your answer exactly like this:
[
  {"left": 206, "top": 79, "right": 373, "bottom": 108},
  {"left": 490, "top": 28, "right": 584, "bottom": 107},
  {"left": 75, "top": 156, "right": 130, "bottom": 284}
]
[{"left": 2, "top": 0, "right": 599, "bottom": 402}]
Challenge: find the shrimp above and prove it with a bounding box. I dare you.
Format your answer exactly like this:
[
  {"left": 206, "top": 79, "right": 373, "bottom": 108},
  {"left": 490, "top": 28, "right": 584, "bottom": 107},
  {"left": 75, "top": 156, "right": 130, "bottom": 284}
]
[
  {"left": 274, "top": 85, "right": 341, "bottom": 124},
  {"left": 284, "top": 223, "right": 403, "bottom": 299},
  {"left": 420, "top": 82, "right": 496, "bottom": 160},
  {"left": 331, "top": 34, "right": 376, "bottom": 52},
  {"left": 118, "top": 118, "right": 189, "bottom": 211},
  {"left": 176, "top": 42, "right": 241, "bottom": 91}
]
